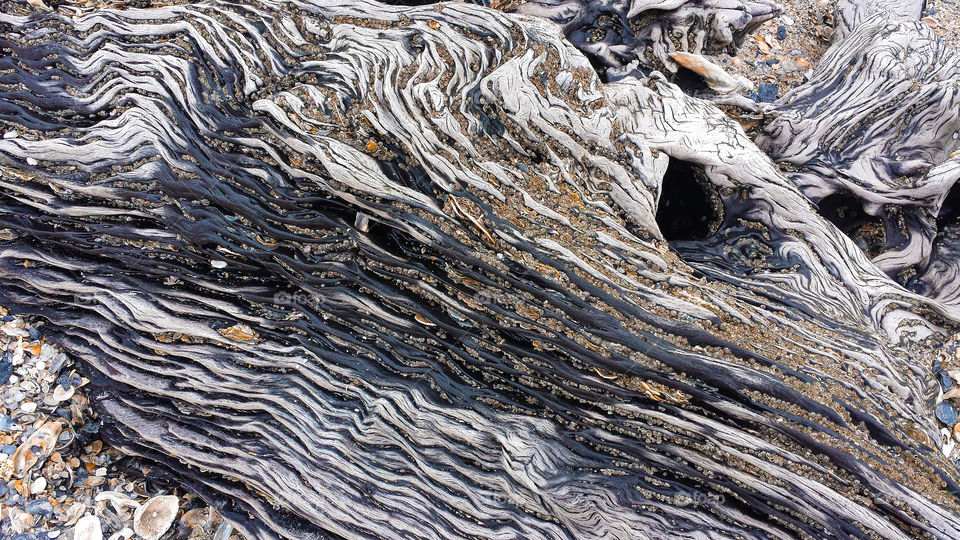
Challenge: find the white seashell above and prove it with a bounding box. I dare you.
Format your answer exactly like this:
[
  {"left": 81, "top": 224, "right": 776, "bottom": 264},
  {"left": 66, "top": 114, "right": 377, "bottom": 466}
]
[
  {"left": 133, "top": 495, "right": 179, "bottom": 540},
  {"left": 30, "top": 476, "right": 46, "bottom": 493},
  {"left": 354, "top": 213, "right": 370, "bottom": 232},
  {"left": 11, "top": 420, "right": 61, "bottom": 477},
  {"left": 52, "top": 384, "right": 75, "bottom": 402},
  {"left": 74, "top": 515, "right": 103, "bottom": 540},
  {"left": 3, "top": 131, "right": 18, "bottom": 139},
  {"left": 210, "top": 260, "right": 227, "bottom": 269},
  {"left": 26, "top": 157, "right": 38, "bottom": 166},
  {"left": 669, "top": 52, "right": 754, "bottom": 94},
  {"left": 942, "top": 427, "right": 956, "bottom": 458},
  {"left": 213, "top": 521, "right": 234, "bottom": 540},
  {"left": 107, "top": 529, "right": 134, "bottom": 540},
  {"left": 95, "top": 491, "right": 141, "bottom": 513}
]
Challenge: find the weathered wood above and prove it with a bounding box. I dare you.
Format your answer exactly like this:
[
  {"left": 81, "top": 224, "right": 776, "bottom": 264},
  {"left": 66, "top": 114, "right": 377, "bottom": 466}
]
[
  {"left": 0, "top": 0, "right": 958, "bottom": 539},
  {"left": 756, "top": 12, "right": 960, "bottom": 304},
  {"left": 513, "top": 0, "right": 781, "bottom": 80}
]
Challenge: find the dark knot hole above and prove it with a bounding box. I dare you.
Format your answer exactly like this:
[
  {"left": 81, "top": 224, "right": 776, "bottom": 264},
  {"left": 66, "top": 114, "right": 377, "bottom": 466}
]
[{"left": 655, "top": 157, "right": 723, "bottom": 242}]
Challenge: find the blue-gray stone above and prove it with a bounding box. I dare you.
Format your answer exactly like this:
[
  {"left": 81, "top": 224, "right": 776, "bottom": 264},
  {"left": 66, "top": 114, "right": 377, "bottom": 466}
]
[
  {"left": 0, "top": 358, "right": 11, "bottom": 385},
  {"left": 1, "top": 444, "right": 16, "bottom": 454},
  {"left": 12, "top": 533, "right": 37, "bottom": 540},
  {"left": 24, "top": 499, "right": 53, "bottom": 518},
  {"left": 940, "top": 370, "right": 954, "bottom": 392},
  {"left": 758, "top": 83, "right": 778, "bottom": 103},
  {"left": 776, "top": 26, "right": 786, "bottom": 40},
  {"left": 936, "top": 401, "right": 958, "bottom": 424},
  {"left": 0, "top": 414, "right": 13, "bottom": 431}
]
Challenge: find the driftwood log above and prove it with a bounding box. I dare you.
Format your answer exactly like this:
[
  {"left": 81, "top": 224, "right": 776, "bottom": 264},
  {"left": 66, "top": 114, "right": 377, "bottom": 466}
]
[{"left": 0, "top": 0, "right": 959, "bottom": 538}]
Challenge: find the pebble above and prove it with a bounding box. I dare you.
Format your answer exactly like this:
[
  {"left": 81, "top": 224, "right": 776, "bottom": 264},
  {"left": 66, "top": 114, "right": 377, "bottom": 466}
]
[
  {"left": 940, "top": 370, "right": 953, "bottom": 391},
  {"left": 781, "top": 15, "right": 794, "bottom": 26},
  {"left": 24, "top": 499, "right": 52, "bottom": 518},
  {"left": 213, "top": 522, "right": 233, "bottom": 540},
  {"left": 0, "top": 358, "right": 12, "bottom": 384},
  {"left": 74, "top": 515, "right": 102, "bottom": 540},
  {"left": 210, "top": 260, "right": 227, "bottom": 269},
  {"left": 776, "top": 26, "right": 787, "bottom": 40},
  {"left": 3, "top": 131, "right": 17, "bottom": 139},
  {"left": 758, "top": 83, "right": 778, "bottom": 103},
  {"left": 29, "top": 476, "right": 45, "bottom": 494},
  {"left": 0, "top": 310, "right": 222, "bottom": 539},
  {"left": 25, "top": 158, "right": 38, "bottom": 166}
]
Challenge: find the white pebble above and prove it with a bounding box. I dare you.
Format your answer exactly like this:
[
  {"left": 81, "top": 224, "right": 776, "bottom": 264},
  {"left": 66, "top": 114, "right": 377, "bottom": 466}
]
[
  {"left": 30, "top": 476, "right": 46, "bottom": 493},
  {"left": 26, "top": 157, "right": 38, "bottom": 166},
  {"left": 20, "top": 402, "right": 37, "bottom": 413},
  {"left": 48, "top": 531, "right": 60, "bottom": 539},
  {"left": 210, "top": 260, "right": 227, "bottom": 269},
  {"left": 95, "top": 467, "right": 107, "bottom": 476},
  {"left": 74, "top": 515, "right": 103, "bottom": 540},
  {"left": 781, "top": 15, "right": 794, "bottom": 25},
  {"left": 3, "top": 131, "right": 17, "bottom": 139}
]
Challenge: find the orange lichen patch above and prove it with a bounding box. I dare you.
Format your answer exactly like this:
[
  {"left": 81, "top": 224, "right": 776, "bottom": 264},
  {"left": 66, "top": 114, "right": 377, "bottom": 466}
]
[
  {"left": 365, "top": 140, "right": 377, "bottom": 152},
  {"left": 218, "top": 323, "right": 260, "bottom": 343}
]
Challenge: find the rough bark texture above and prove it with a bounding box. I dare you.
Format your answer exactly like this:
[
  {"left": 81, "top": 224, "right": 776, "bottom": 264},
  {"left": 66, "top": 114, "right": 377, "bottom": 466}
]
[
  {"left": 0, "top": 0, "right": 958, "bottom": 539},
  {"left": 756, "top": 12, "right": 960, "bottom": 302},
  {"left": 513, "top": 0, "right": 781, "bottom": 80}
]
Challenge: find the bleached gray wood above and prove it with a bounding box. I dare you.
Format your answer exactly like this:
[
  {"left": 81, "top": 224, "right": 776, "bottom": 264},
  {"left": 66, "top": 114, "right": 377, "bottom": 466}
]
[
  {"left": 0, "top": 1, "right": 957, "bottom": 539},
  {"left": 514, "top": 0, "right": 780, "bottom": 80},
  {"left": 756, "top": 13, "right": 960, "bottom": 306}
]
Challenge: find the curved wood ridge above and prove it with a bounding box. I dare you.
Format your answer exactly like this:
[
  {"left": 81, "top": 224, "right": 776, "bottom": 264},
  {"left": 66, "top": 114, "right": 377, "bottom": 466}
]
[{"left": 0, "top": 0, "right": 957, "bottom": 538}]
